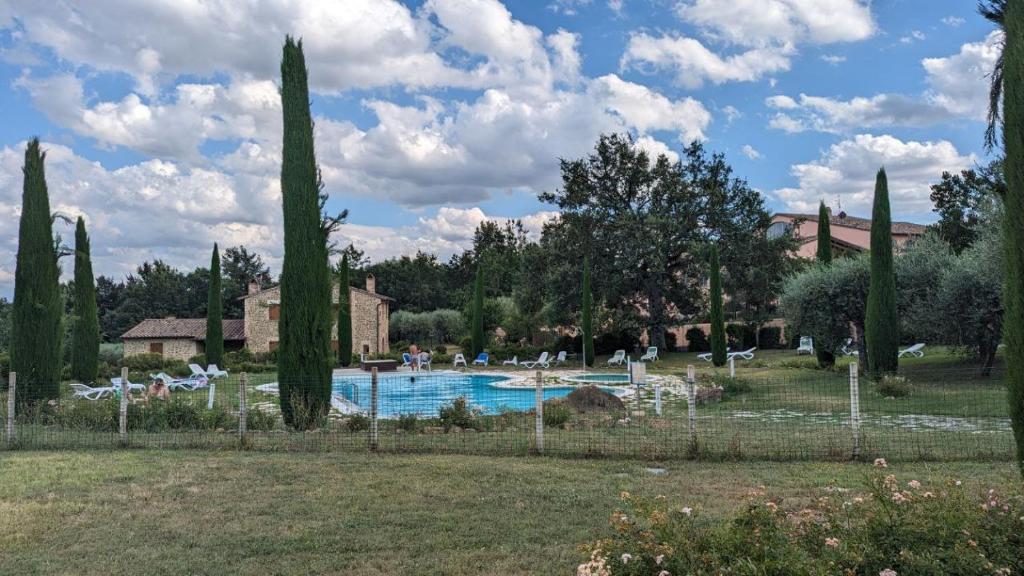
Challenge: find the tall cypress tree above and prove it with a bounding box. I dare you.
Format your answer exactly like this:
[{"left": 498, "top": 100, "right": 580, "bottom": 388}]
[
  {"left": 11, "top": 139, "right": 63, "bottom": 404},
  {"left": 581, "top": 256, "right": 594, "bottom": 367},
  {"left": 70, "top": 216, "right": 99, "bottom": 383},
  {"left": 337, "top": 254, "right": 352, "bottom": 367},
  {"left": 865, "top": 168, "right": 899, "bottom": 378},
  {"left": 206, "top": 243, "right": 224, "bottom": 368},
  {"left": 709, "top": 246, "right": 727, "bottom": 367},
  {"left": 999, "top": 0, "right": 1024, "bottom": 475},
  {"left": 815, "top": 201, "right": 836, "bottom": 368},
  {"left": 277, "top": 37, "right": 333, "bottom": 429},
  {"left": 470, "top": 266, "right": 485, "bottom": 357}
]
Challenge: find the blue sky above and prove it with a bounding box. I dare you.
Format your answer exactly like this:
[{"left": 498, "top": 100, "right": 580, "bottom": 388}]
[{"left": 0, "top": 0, "right": 1001, "bottom": 295}]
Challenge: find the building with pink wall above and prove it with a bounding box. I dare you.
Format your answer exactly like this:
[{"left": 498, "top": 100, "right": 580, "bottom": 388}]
[{"left": 769, "top": 210, "right": 927, "bottom": 258}]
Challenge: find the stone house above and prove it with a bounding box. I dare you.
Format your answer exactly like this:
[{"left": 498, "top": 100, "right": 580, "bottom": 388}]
[
  {"left": 768, "top": 209, "right": 927, "bottom": 259},
  {"left": 122, "top": 318, "right": 246, "bottom": 360},
  {"left": 122, "top": 274, "right": 392, "bottom": 361},
  {"left": 242, "top": 274, "right": 392, "bottom": 357}
]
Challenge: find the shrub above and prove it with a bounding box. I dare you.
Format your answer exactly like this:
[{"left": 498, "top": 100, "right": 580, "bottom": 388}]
[
  {"left": 663, "top": 331, "right": 678, "bottom": 352},
  {"left": 397, "top": 413, "right": 419, "bottom": 432},
  {"left": 725, "top": 323, "right": 757, "bottom": 350},
  {"left": 875, "top": 374, "right": 912, "bottom": 398},
  {"left": 685, "top": 327, "right": 709, "bottom": 352},
  {"left": 706, "top": 374, "right": 753, "bottom": 399},
  {"left": 757, "top": 326, "right": 784, "bottom": 349},
  {"left": 439, "top": 396, "right": 481, "bottom": 431},
  {"left": 246, "top": 407, "right": 277, "bottom": 431},
  {"left": 542, "top": 400, "right": 572, "bottom": 428},
  {"left": 346, "top": 413, "right": 370, "bottom": 432},
  {"left": 122, "top": 353, "right": 187, "bottom": 374},
  {"left": 594, "top": 331, "right": 638, "bottom": 356},
  {"left": 579, "top": 469, "right": 1024, "bottom": 576},
  {"left": 564, "top": 386, "right": 625, "bottom": 414},
  {"left": 188, "top": 353, "right": 208, "bottom": 367}
]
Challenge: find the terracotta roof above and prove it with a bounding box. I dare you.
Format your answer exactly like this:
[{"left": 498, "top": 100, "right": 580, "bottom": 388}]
[
  {"left": 774, "top": 212, "right": 927, "bottom": 236},
  {"left": 241, "top": 283, "right": 394, "bottom": 301},
  {"left": 122, "top": 318, "right": 245, "bottom": 341}
]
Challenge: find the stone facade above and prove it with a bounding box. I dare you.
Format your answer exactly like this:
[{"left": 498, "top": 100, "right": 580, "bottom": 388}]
[
  {"left": 124, "top": 338, "right": 202, "bottom": 361},
  {"left": 242, "top": 278, "right": 391, "bottom": 356}
]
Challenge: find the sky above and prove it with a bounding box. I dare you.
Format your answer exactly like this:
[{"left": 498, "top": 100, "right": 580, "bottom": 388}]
[{"left": 0, "top": 0, "right": 1002, "bottom": 297}]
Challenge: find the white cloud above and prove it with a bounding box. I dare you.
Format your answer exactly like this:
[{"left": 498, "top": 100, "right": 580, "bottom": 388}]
[
  {"left": 607, "top": 0, "right": 625, "bottom": 15},
  {"left": 821, "top": 54, "right": 846, "bottom": 65},
  {"left": 741, "top": 145, "right": 761, "bottom": 160},
  {"left": 941, "top": 16, "right": 966, "bottom": 27},
  {"left": 621, "top": 33, "right": 792, "bottom": 88},
  {"left": 765, "top": 93, "right": 953, "bottom": 133},
  {"left": 923, "top": 31, "right": 1002, "bottom": 121},
  {"left": 765, "top": 95, "right": 799, "bottom": 109},
  {"left": 589, "top": 74, "right": 710, "bottom": 141},
  {"left": 768, "top": 113, "right": 807, "bottom": 133},
  {"left": 773, "top": 134, "right": 975, "bottom": 217},
  {"left": 675, "top": 0, "right": 874, "bottom": 47},
  {"left": 899, "top": 30, "right": 926, "bottom": 44},
  {"left": 722, "top": 105, "right": 742, "bottom": 122}
]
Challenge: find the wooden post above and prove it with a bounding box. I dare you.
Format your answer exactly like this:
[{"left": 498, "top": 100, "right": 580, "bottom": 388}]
[
  {"left": 534, "top": 370, "right": 544, "bottom": 454},
  {"left": 119, "top": 367, "right": 128, "bottom": 442},
  {"left": 849, "top": 361, "right": 861, "bottom": 459},
  {"left": 238, "top": 372, "right": 248, "bottom": 444},
  {"left": 728, "top": 356, "right": 735, "bottom": 378},
  {"left": 369, "top": 367, "right": 379, "bottom": 451},
  {"left": 686, "top": 364, "right": 697, "bottom": 456},
  {"left": 5, "top": 372, "right": 15, "bottom": 447},
  {"left": 654, "top": 384, "right": 662, "bottom": 416}
]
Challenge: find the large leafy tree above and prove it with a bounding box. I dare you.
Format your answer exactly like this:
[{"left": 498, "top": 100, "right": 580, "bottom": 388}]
[
  {"left": 206, "top": 243, "right": 224, "bottom": 368},
  {"left": 865, "top": 168, "right": 900, "bottom": 378},
  {"left": 70, "top": 217, "right": 99, "bottom": 383},
  {"left": 814, "top": 201, "right": 836, "bottom": 368},
  {"left": 277, "top": 36, "right": 333, "bottom": 429},
  {"left": 365, "top": 252, "right": 450, "bottom": 312},
  {"left": 337, "top": 254, "right": 352, "bottom": 367},
  {"left": 221, "top": 246, "right": 272, "bottom": 318},
  {"left": 709, "top": 246, "right": 727, "bottom": 367},
  {"left": 929, "top": 159, "right": 1005, "bottom": 254},
  {"left": 11, "top": 139, "right": 63, "bottom": 404},
  {"left": 981, "top": 0, "right": 1023, "bottom": 474}
]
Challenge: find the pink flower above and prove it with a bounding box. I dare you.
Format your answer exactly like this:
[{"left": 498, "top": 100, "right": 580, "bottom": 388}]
[
  {"left": 620, "top": 553, "right": 632, "bottom": 564},
  {"left": 907, "top": 480, "right": 921, "bottom": 489},
  {"left": 655, "top": 555, "right": 665, "bottom": 565},
  {"left": 873, "top": 458, "right": 888, "bottom": 468},
  {"left": 825, "top": 537, "right": 840, "bottom": 548},
  {"left": 879, "top": 570, "right": 898, "bottom": 576},
  {"left": 765, "top": 502, "right": 778, "bottom": 512},
  {"left": 891, "top": 492, "right": 908, "bottom": 504}
]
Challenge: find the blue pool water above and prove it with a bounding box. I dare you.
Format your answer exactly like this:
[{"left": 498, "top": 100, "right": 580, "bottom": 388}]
[
  {"left": 332, "top": 373, "right": 596, "bottom": 418},
  {"left": 560, "top": 373, "right": 630, "bottom": 384}
]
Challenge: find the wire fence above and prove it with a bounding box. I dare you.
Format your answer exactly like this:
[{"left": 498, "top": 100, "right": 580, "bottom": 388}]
[{"left": 0, "top": 362, "right": 1014, "bottom": 462}]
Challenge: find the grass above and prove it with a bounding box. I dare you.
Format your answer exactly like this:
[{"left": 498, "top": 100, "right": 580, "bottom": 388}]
[{"left": 0, "top": 450, "right": 1019, "bottom": 575}]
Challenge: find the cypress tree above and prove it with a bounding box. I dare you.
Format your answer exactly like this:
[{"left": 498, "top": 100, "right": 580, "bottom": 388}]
[
  {"left": 1001, "top": 0, "right": 1024, "bottom": 475},
  {"left": 815, "top": 201, "right": 836, "bottom": 369},
  {"left": 582, "top": 256, "right": 595, "bottom": 367},
  {"left": 10, "top": 138, "right": 63, "bottom": 404},
  {"left": 337, "top": 254, "right": 352, "bottom": 367},
  {"left": 471, "top": 266, "right": 485, "bottom": 357},
  {"left": 709, "top": 246, "right": 727, "bottom": 367},
  {"left": 70, "top": 216, "right": 99, "bottom": 383},
  {"left": 206, "top": 243, "right": 224, "bottom": 369},
  {"left": 865, "top": 168, "right": 899, "bottom": 378},
  {"left": 277, "top": 37, "right": 333, "bottom": 429}
]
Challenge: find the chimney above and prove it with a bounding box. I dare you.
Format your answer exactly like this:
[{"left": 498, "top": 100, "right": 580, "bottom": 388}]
[
  {"left": 248, "top": 281, "right": 260, "bottom": 295},
  {"left": 366, "top": 273, "right": 376, "bottom": 294}
]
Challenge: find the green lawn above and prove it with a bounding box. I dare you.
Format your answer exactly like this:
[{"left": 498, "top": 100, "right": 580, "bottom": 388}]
[{"left": 0, "top": 450, "right": 1019, "bottom": 575}]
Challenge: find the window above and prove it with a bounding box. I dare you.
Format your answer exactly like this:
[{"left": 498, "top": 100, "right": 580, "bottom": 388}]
[
  {"left": 269, "top": 304, "right": 280, "bottom": 320},
  {"left": 766, "top": 221, "right": 791, "bottom": 240},
  {"left": 268, "top": 340, "right": 279, "bottom": 352},
  {"left": 149, "top": 342, "right": 164, "bottom": 355}
]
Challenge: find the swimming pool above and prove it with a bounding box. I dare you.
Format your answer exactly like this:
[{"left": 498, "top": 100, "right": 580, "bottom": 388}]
[
  {"left": 559, "top": 373, "right": 631, "bottom": 384},
  {"left": 331, "top": 372, "right": 612, "bottom": 418}
]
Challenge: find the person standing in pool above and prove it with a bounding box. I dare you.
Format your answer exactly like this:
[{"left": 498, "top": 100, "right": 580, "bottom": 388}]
[{"left": 409, "top": 343, "right": 420, "bottom": 372}]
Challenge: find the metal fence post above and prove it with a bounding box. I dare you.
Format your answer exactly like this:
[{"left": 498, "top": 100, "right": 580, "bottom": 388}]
[
  {"left": 6, "top": 372, "right": 15, "bottom": 447},
  {"left": 535, "top": 370, "right": 544, "bottom": 454},
  {"left": 207, "top": 379, "right": 216, "bottom": 410},
  {"left": 119, "top": 367, "right": 128, "bottom": 442},
  {"left": 729, "top": 356, "right": 735, "bottom": 378},
  {"left": 654, "top": 384, "right": 662, "bottom": 416},
  {"left": 238, "top": 372, "right": 248, "bottom": 444},
  {"left": 849, "top": 361, "right": 861, "bottom": 459},
  {"left": 686, "top": 364, "right": 697, "bottom": 456},
  {"left": 369, "top": 367, "right": 379, "bottom": 451}
]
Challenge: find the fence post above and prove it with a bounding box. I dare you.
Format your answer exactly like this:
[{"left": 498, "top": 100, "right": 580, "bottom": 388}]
[
  {"left": 728, "top": 356, "right": 735, "bottom": 378},
  {"left": 654, "top": 384, "right": 662, "bottom": 416},
  {"left": 534, "top": 370, "right": 544, "bottom": 454},
  {"left": 207, "top": 379, "right": 216, "bottom": 410},
  {"left": 687, "top": 364, "right": 697, "bottom": 456},
  {"left": 119, "top": 367, "right": 128, "bottom": 443},
  {"left": 369, "top": 367, "right": 379, "bottom": 451},
  {"left": 238, "top": 372, "right": 248, "bottom": 445},
  {"left": 5, "top": 372, "right": 15, "bottom": 447},
  {"left": 849, "top": 361, "right": 861, "bottom": 459}
]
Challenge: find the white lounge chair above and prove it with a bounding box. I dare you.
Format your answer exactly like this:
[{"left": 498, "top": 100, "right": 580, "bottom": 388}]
[
  {"left": 521, "top": 351, "right": 550, "bottom": 369},
  {"left": 796, "top": 337, "right": 813, "bottom": 355},
  {"left": 152, "top": 372, "right": 206, "bottom": 391},
  {"left": 698, "top": 347, "right": 731, "bottom": 361},
  {"left": 189, "top": 364, "right": 209, "bottom": 379},
  {"left": 502, "top": 356, "right": 519, "bottom": 367},
  {"left": 418, "top": 352, "right": 432, "bottom": 371},
  {"left": 727, "top": 347, "right": 757, "bottom": 361},
  {"left": 452, "top": 353, "right": 467, "bottom": 368},
  {"left": 206, "top": 364, "right": 228, "bottom": 379},
  {"left": 840, "top": 338, "right": 859, "bottom": 356},
  {"left": 607, "top": 350, "right": 626, "bottom": 366},
  {"left": 110, "top": 377, "right": 146, "bottom": 392},
  {"left": 553, "top": 351, "right": 568, "bottom": 365},
  {"left": 639, "top": 346, "right": 658, "bottom": 362},
  {"left": 899, "top": 343, "right": 926, "bottom": 358},
  {"left": 70, "top": 383, "right": 116, "bottom": 400}
]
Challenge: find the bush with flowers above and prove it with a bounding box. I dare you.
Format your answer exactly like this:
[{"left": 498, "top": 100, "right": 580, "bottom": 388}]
[{"left": 579, "top": 461, "right": 1023, "bottom": 576}]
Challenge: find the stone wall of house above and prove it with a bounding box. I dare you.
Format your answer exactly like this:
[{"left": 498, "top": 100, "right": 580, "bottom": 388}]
[
  {"left": 243, "top": 284, "right": 390, "bottom": 355},
  {"left": 124, "top": 338, "right": 201, "bottom": 361}
]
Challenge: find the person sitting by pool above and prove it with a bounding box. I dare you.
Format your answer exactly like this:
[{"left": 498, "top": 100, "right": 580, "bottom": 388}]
[
  {"left": 147, "top": 378, "right": 171, "bottom": 402},
  {"left": 409, "top": 344, "right": 421, "bottom": 371}
]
